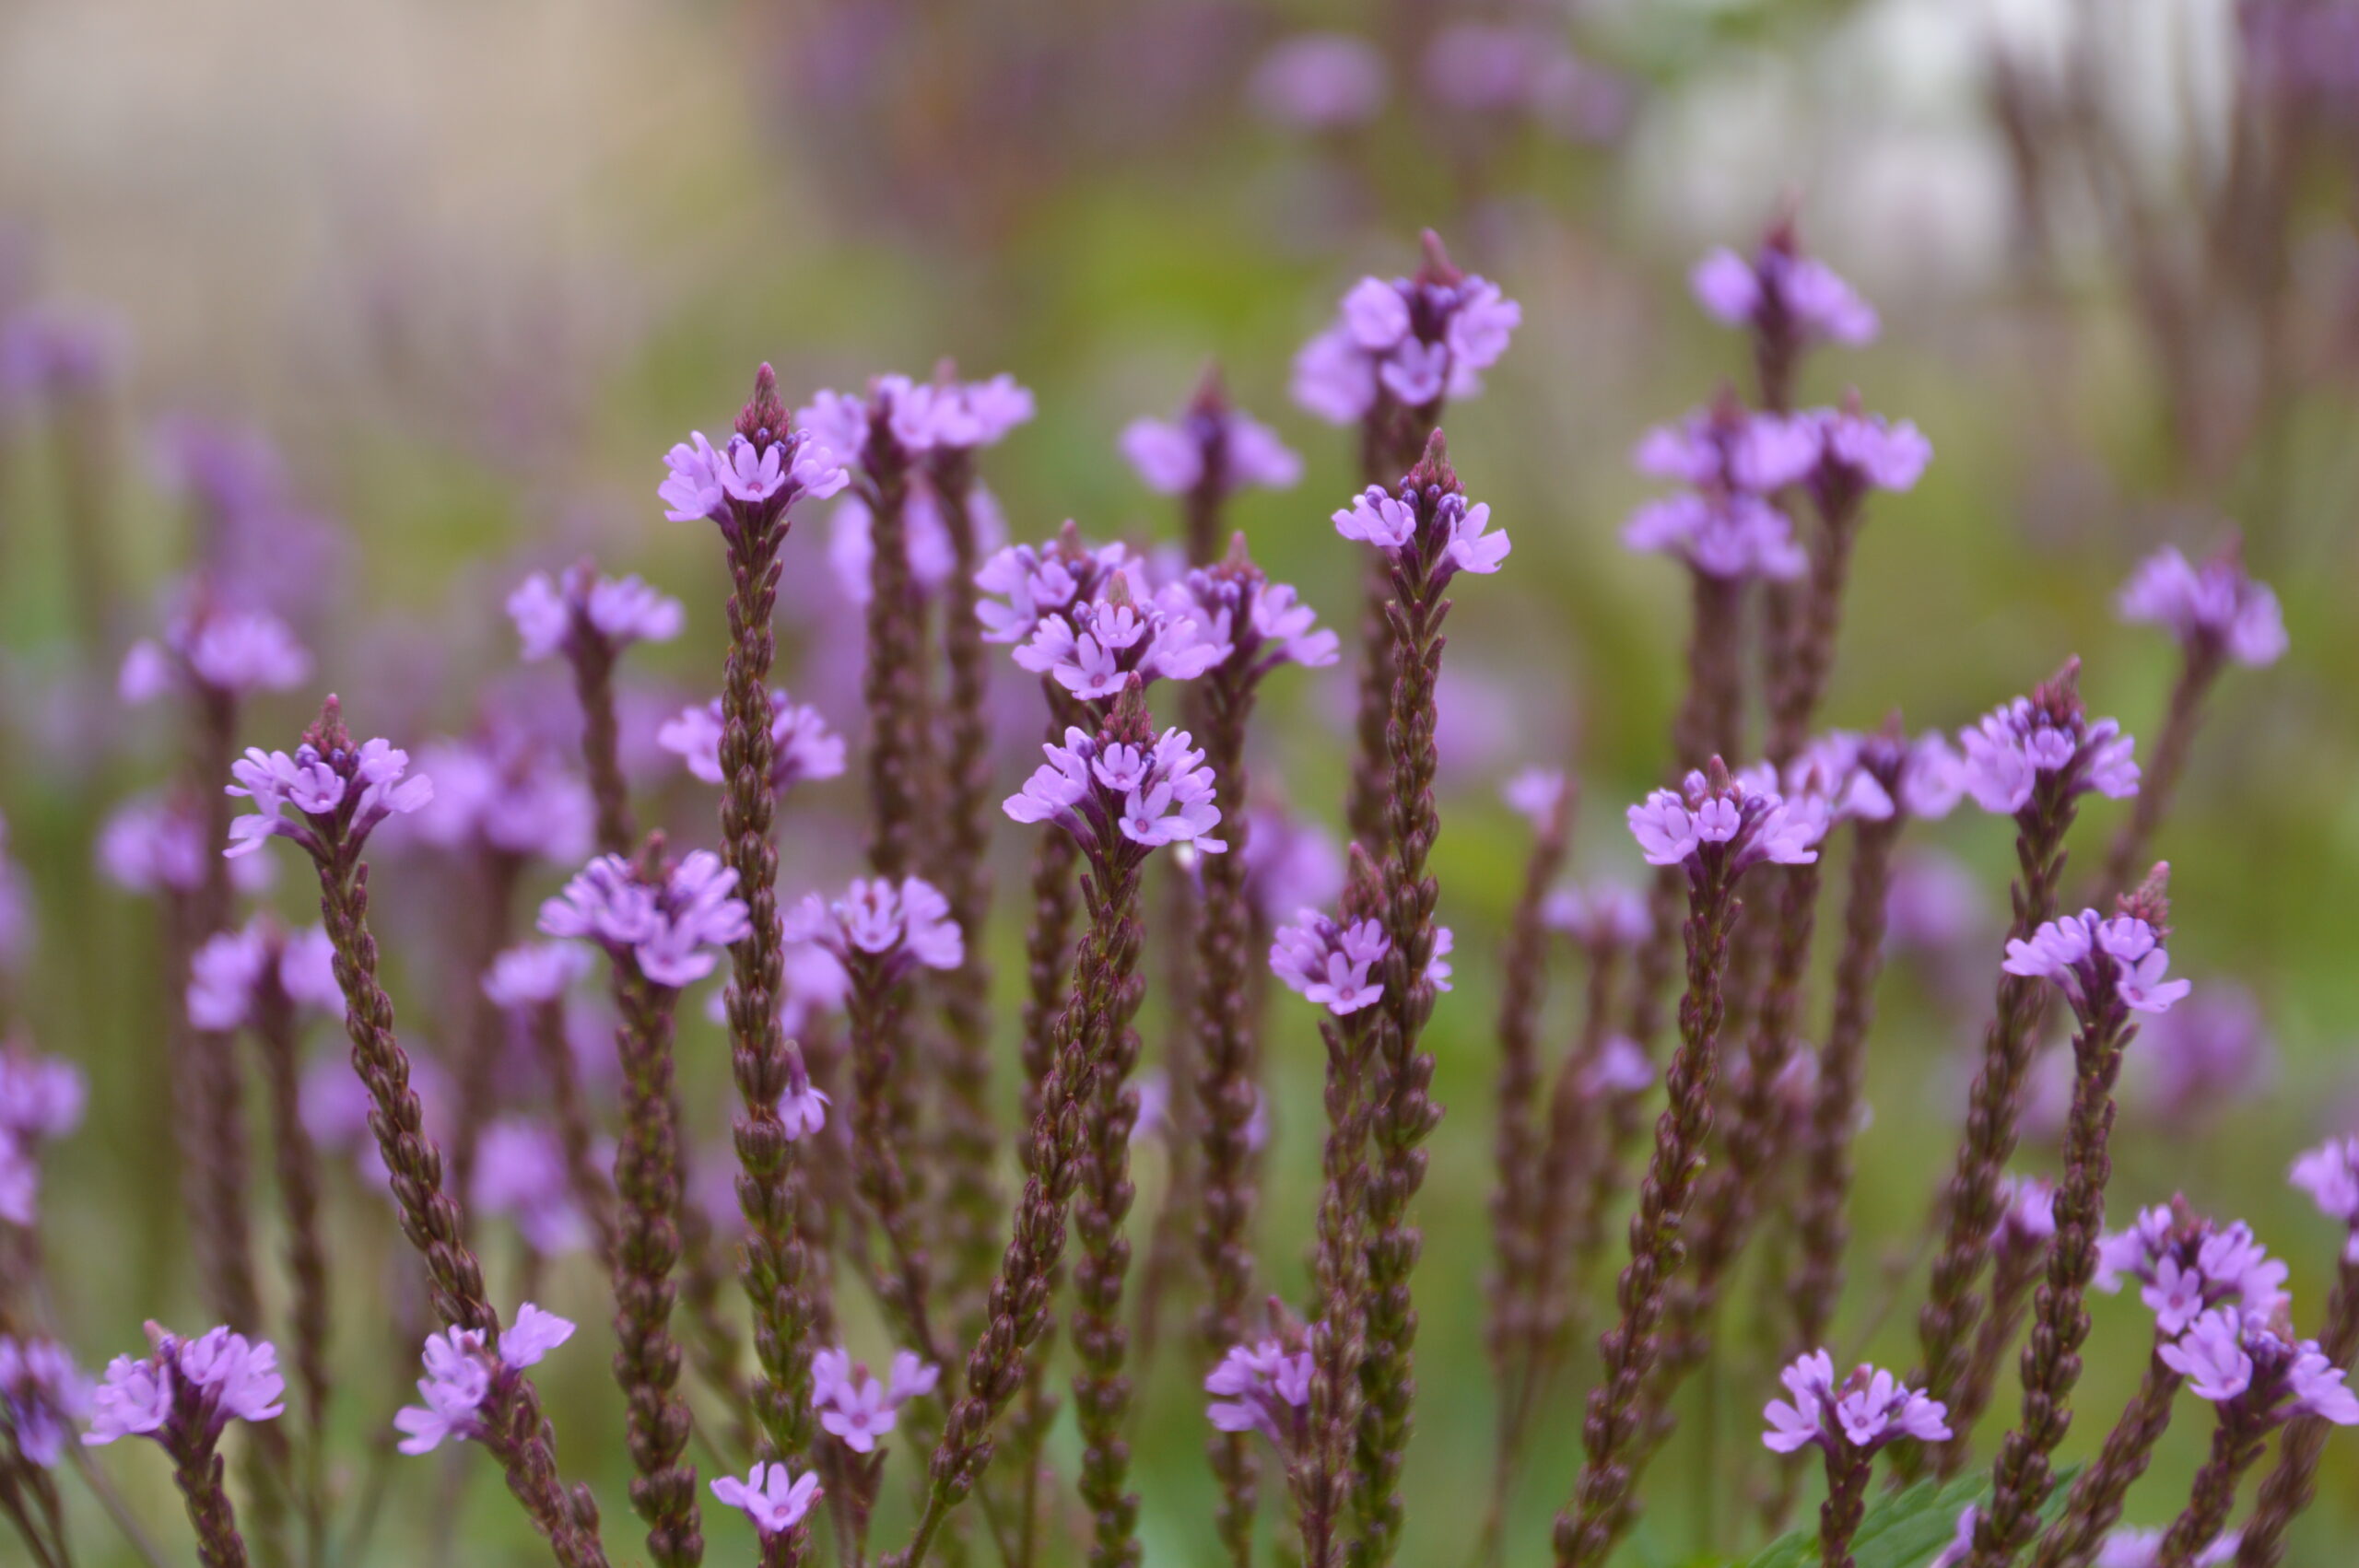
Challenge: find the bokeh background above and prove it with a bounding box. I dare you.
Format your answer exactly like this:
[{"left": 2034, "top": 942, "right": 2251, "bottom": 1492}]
[{"left": 3, "top": 0, "right": 2357, "bottom": 1563}]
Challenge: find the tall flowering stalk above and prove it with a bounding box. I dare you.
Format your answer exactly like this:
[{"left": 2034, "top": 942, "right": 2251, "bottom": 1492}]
[
  {"left": 1332, "top": 433, "right": 1509, "bottom": 1567},
  {"left": 542, "top": 844, "right": 755, "bottom": 1568},
  {"left": 663, "top": 365, "right": 850, "bottom": 1467},
  {"left": 86, "top": 1325, "right": 287, "bottom": 1568},
  {"left": 1761, "top": 1352, "right": 1950, "bottom": 1568},
  {"left": 1167, "top": 536, "right": 1339, "bottom": 1566},
  {"left": 2099, "top": 542, "right": 2285, "bottom": 899},
  {"left": 1554, "top": 759, "right": 1823, "bottom": 1568},
  {"left": 1964, "top": 874, "right": 2191, "bottom": 1568},
  {"left": 898, "top": 679, "right": 1225, "bottom": 1568},
  {"left": 1908, "top": 663, "right": 2141, "bottom": 1476},
  {"left": 1121, "top": 369, "right": 1303, "bottom": 567}
]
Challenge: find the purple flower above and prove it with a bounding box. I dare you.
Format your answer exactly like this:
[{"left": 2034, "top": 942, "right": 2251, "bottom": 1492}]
[
  {"left": 507, "top": 565, "right": 683, "bottom": 663},
  {"left": 974, "top": 528, "right": 1143, "bottom": 647},
  {"left": 1005, "top": 721, "right": 1226, "bottom": 863},
  {"left": 1633, "top": 404, "right": 1821, "bottom": 495},
  {"left": 1994, "top": 1176, "right": 2059, "bottom": 1257},
  {"left": 1691, "top": 234, "right": 1879, "bottom": 346},
  {"left": 85, "top": 1325, "right": 285, "bottom": 1447},
  {"left": 1121, "top": 402, "right": 1302, "bottom": 497},
  {"left": 1332, "top": 470, "right": 1510, "bottom": 584},
  {"left": 2095, "top": 1527, "right": 2239, "bottom": 1568},
  {"left": 2095, "top": 1202, "right": 2290, "bottom": 1333},
  {"left": 0, "top": 305, "right": 124, "bottom": 406},
  {"left": 2159, "top": 1307, "right": 2359, "bottom": 1424},
  {"left": 1623, "top": 491, "right": 1805, "bottom": 580},
  {"left": 2128, "top": 983, "right": 2273, "bottom": 1129},
  {"left": 660, "top": 400, "right": 849, "bottom": 529},
  {"left": 796, "top": 372, "right": 1032, "bottom": 470},
  {"left": 1542, "top": 882, "right": 1650, "bottom": 949},
  {"left": 781, "top": 877, "right": 964, "bottom": 980},
  {"left": 1015, "top": 581, "right": 1226, "bottom": 699},
  {"left": 119, "top": 602, "right": 311, "bottom": 705},
  {"left": 1292, "top": 232, "right": 1520, "bottom": 423},
  {"left": 102, "top": 794, "right": 277, "bottom": 896},
  {"left": 482, "top": 942, "right": 593, "bottom": 1009},
  {"left": 1204, "top": 1337, "right": 1314, "bottom": 1452},
  {"left": 1270, "top": 909, "right": 1391, "bottom": 1016},
  {"left": 185, "top": 920, "right": 340, "bottom": 1032},
  {"left": 1502, "top": 767, "right": 1571, "bottom": 830},
  {"left": 1239, "top": 807, "right": 1344, "bottom": 929},
  {"left": 1163, "top": 548, "right": 1341, "bottom": 682},
  {"left": 538, "top": 849, "right": 751, "bottom": 989},
  {"left": 1760, "top": 1350, "right": 1948, "bottom": 1456},
  {"left": 1626, "top": 761, "right": 1825, "bottom": 876},
  {"left": 1249, "top": 33, "right": 1389, "bottom": 131},
  {"left": 0, "top": 1337, "right": 89, "bottom": 1467},
  {"left": 1931, "top": 1506, "right": 1978, "bottom": 1568},
  {"left": 1958, "top": 675, "right": 2139, "bottom": 816},
  {"left": 411, "top": 731, "right": 594, "bottom": 865},
  {"left": 225, "top": 712, "right": 437, "bottom": 863},
  {"left": 710, "top": 1461, "right": 824, "bottom": 1538},
  {"left": 2002, "top": 907, "right": 2189, "bottom": 1018},
  {"left": 2290, "top": 1138, "right": 2359, "bottom": 1261},
  {"left": 811, "top": 1347, "right": 938, "bottom": 1453},
  {"left": 392, "top": 1304, "right": 574, "bottom": 1455},
  {"left": 2117, "top": 543, "right": 2287, "bottom": 667},
  {"left": 657, "top": 690, "right": 844, "bottom": 795},
  {"left": 473, "top": 1119, "right": 594, "bottom": 1256},
  {"left": 1812, "top": 405, "right": 1932, "bottom": 495}
]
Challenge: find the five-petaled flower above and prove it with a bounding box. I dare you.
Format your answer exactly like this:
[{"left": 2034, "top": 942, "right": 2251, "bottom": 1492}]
[
  {"left": 1626, "top": 759, "right": 1825, "bottom": 878},
  {"left": 2095, "top": 1200, "right": 2290, "bottom": 1336},
  {"left": 224, "top": 704, "right": 437, "bottom": 862},
  {"left": 2002, "top": 907, "right": 2191, "bottom": 1019},
  {"left": 2291, "top": 1137, "right": 2359, "bottom": 1262},
  {"left": 2158, "top": 1306, "right": 2359, "bottom": 1424},
  {"left": 1291, "top": 230, "right": 1520, "bottom": 423},
  {"left": 1269, "top": 908, "right": 1391, "bottom": 1016},
  {"left": 538, "top": 849, "right": 751, "bottom": 989},
  {"left": 2117, "top": 541, "right": 2286, "bottom": 668},
  {"left": 120, "top": 600, "right": 311, "bottom": 706},
  {"left": 810, "top": 1347, "right": 939, "bottom": 1453},
  {"left": 710, "top": 1461, "right": 824, "bottom": 1538},
  {"left": 392, "top": 1305, "right": 575, "bottom": 1455},
  {"left": 1759, "top": 1350, "right": 1949, "bottom": 1457},
  {"left": 1004, "top": 697, "right": 1228, "bottom": 870},
  {"left": 1121, "top": 390, "right": 1302, "bottom": 497},
  {"left": 1690, "top": 232, "right": 1880, "bottom": 346}
]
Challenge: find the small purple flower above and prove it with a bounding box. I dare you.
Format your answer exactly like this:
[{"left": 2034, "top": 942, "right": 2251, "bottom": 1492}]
[
  {"left": 1957, "top": 673, "right": 2139, "bottom": 816},
  {"left": 1541, "top": 881, "right": 1649, "bottom": 950},
  {"left": 974, "top": 528, "right": 1143, "bottom": 648},
  {"left": 2095, "top": 1201, "right": 2290, "bottom": 1333},
  {"left": 1005, "top": 720, "right": 1226, "bottom": 864},
  {"left": 1994, "top": 1176, "right": 2058, "bottom": 1258},
  {"left": 100, "top": 795, "right": 230, "bottom": 895},
  {"left": 538, "top": 849, "right": 751, "bottom": 989},
  {"left": 1760, "top": 1350, "right": 1949, "bottom": 1457},
  {"left": 2129, "top": 984, "right": 2273, "bottom": 1129},
  {"left": 1121, "top": 400, "right": 1302, "bottom": 497},
  {"left": 2159, "top": 1306, "right": 2359, "bottom": 1424},
  {"left": 1633, "top": 403, "right": 1820, "bottom": 495},
  {"left": 1269, "top": 909, "right": 1391, "bottom": 1016},
  {"left": 1332, "top": 468, "right": 1510, "bottom": 584},
  {"left": 2291, "top": 1137, "right": 2359, "bottom": 1262},
  {"left": 781, "top": 877, "right": 964, "bottom": 981},
  {"left": 1239, "top": 807, "right": 1344, "bottom": 929},
  {"left": 1249, "top": 33, "right": 1389, "bottom": 131},
  {"left": 1501, "top": 767, "right": 1571, "bottom": 830},
  {"left": 507, "top": 565, "right": 683, "bottom": 663},
  {"left": 1691, "top": 233, "right": 1879, "bottom": 346},
  {"left": 811, "top": 1347, "right": 938, "bottom": 1453},
  {"left": 473, "top": 1119, "right": 595, "bottom": 1256},
  {"left": 2002, "top": 907, "right": 2189, "bottom": 1018},
  {"left": 1292, "top": 231, "right": 1520, "bottom": 423},
  {"left": 1626, "top": 760, "right": 1825, "bottom": 878},
  {"left": 796, "top": 372, "right": 1032, "bottom": 470},
  {"left": 85, "top": 1325, "right": 285, "bottom": 1447},
  {"left": 1931, "top": 1506, "right": 1978, "bottom": 1568},
  {"left": 2094, "top": 1527, "right": 2240, "bottom": 1568},
  {"left": 1204, "top": 1337, "right": 1314, "bottom": 1453},
  {"left": 1163, "top": 547, "right": 1341, "bottom": 681},
  {"left": 392, "top": 1304, "right": 574, "bottom": 1455},
  {"left": 1623, "top": 489, "right": 1805, "bottom": 581},
  {"left": 119, "top": 601, "right": 311, "bottom": 705},
  {"left": 0, "top": 1336, "right": 89, "bottom": 1467},
  {"left": 1811, "top": 404, "right": 1932, "bottom": 496},
  {"left": 660, "top": 382, "right": 849, "bottom": 530},
  {"left": 710, "top": 1461, "right": 824, "bottom": 1538},
  {"left": 1015, "top": 580, "right": 1226, "bottom": 699},
  {"left": 225, "top": 708, "right": 437, "bottom": 863},
  {"left": 185, "top": 920, "right": 340, "bottom": 1032},
  {"left": 2117, "top": 542, "right": 2287, "bottom": 667},
  {"left": 412, "top": 731, "right": 595, "bottom": 866},
  {"left": 0, "top": 304, "right": 124, "bottom": 406},
  {"left": 482, "top": 942, "right": 593, "bottom": 1010},
  {"left": 657, "top": 690, "right": 845, "bottom": 795}
]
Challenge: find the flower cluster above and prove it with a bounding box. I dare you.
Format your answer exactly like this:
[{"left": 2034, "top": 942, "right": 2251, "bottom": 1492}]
[
  {"left": 538, "top": 849, "right": 751, "bottom": 989},
  {"left": 2291, "top": 1137, "right": 2359, "bottom": 1260},
  {"left": 506, "top": 564, "right": 683, "bottom": 663},
  {"left": 1269, "top": 908, "right": 1391, "bottom": 1016},
  {"left": 100, "top": 794, "right": 269, "bottom": 896},
  {"left": 2091, "top": 1527, "right": 2239, "bottom": 1568},
  {"left": 659, "top": 372, "right": 851, "bottom": 532},
  {"left": 1121, "top": 392, "right": 1301, "bottom": 497},
  {"left": 2117, "top": 543, "right": 2286, "bottom": 667},
  {"left": 1015, "top": 578, "right": 1226, "bottom": 699},
  {"left": 657, "top": 689, "right": 845, "bottom": 795},
  {"left": 224, "top": 710, "right": 437, "bottom": 862},
  {"left": 1204, "top": 1337, "right": 1314, "bottom": 1453},
  {"left": 1004, "top": 713, "right": 1227, "bottom": 865},
  {"left": 710, "top": 1461, "right": 824, "bottom": 1539},
  {"left": 481, "top": 942, "right": 593, "bottom": 1010},
  {"left": 1626, "top": 761, "right": 1825, "bottom": 877},
  {"left": 0, "top": 1337, "right": 88, "bottom": 1467},
  {"left": 1623, "top": 401, "right": 1808, "bottom": 581},
  {"left": 781, "top": 876, "right": 965, "bottom": 982},
  {"left": 1790, "top": 727, "right": 1965, "bottom": 825},
  {"left": 2001, "top": 907, "right": 2190, "bottom": 1019},
  {"left": 392, "top": 1305, "right": 574, "bottom": 1455},
  {"left": 185, "top": 919, "right": 340, "bottom": 1032},
  {"left": 1332, "top": 467, "right": 1510, "bottom": 585},
  {"left": 1993, "top": 1175, "right": 2058, "bottom": 1261},
  {"left": 798, "top": 371, "right": 1033, "bottom": 467},
  {"left": 1541, "top": 880, "right": 1649, "bottom": 949},
  {"left": 2095, "top": 1202, "right": 2291, "bottom": 1336},
  {"left": 411, "top": 728, "right": 596, "bottom": 865},
  {"left": 1292, "top": 234, "right": 1520, "bottom": 421},
  {"left": 974, "top": 527, "right": 1143, "bottom": 647},
  {"left": 2158, "top": 1306, "right": 2359, "bottom": 1424},
  {"left": 0, "top": 1045, "right": 84, "bottom": 1228},
  {"left": 119, "top": 599, "right": 311, "bottom": 705},
  {"left": 1759, "top": 1351, "right": 1949, "bottom": 1457},
  {"left": 811, "top": 1347, "right": 939, "bottom": 1453},
  {"left": 1957, "top": 673, "right": 2140, "bottom": 815},
  {"left": 473, "top": 1119, "right": 597, "bottom": 1257},
  {"left": 1691, "top": 234, "right": 1880, "bottom": 346},
  {"left": 85, "top": 1326, "right": 284, "bottom": 1447},
  {"left": 1163, "top": 544, "right": 1341, "bottom": 680}
]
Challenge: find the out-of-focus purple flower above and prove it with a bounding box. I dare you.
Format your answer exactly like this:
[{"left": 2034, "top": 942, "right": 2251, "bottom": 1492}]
[
  {"left": 1623, "top": 491, "right": 1805, "bottom": 580},
  {"left": 0, "top": 1336, "right": 89, "bottom": 1467},
  {"left": 1633, "top": 402, "right": 1821, "bottom": 496},
  {"left": 119, "top": 601, "right": 310, "bottom": 705},
  {"left": 797, "top": 372, "right": 1032, "bottom": 471},
  {"left": 2159, "top": 1306, "right": 2359, "bottom": 1424},
  {"left": 1580, "top": 1036, "right": 1655, "bottom": 1097},
  {"left": 1795, "top": 728, "right": 1965, "bottom": 824},
  {"left": 658, "top": 690, "right": 844, "bottom": 796},
  {"left": 1627, "top": 761, "right": 1825, "bottom": 876},
  {"left": 392, "top": 1304, "right": 573, "bottom": 1455},
  {"left": 1269, "top": 908, "right": 1390, "bottom": 1016},
  {"left": 1248, "top": 32, "right": 1388, "bottom": 131},
  {"left": 1760, "top": 1350, "right": 1949, "bottom": 1456},
  {"left": 2117, "top": 542, "right": 2287, "bottom": 667},
  {"left": 0, "top": 305, "right": 124, "bottom": 410},
  {"left": 507, "top": 565, "right": 683, "bottom": 664},
  {"left": 781, "top": 877, "right": 964, "bottom": 981},
  {"left": 1292, "top": 232, "right": 1520, "bottom": 423},
  {"left": 473, "top": 1118, "right": 594, "bottom": 1256},
  {"left": 1205, "top": 1337, "right": 1314, "bottom": 1452},
  {"left": 1163, "top": 547, "right": 1340, "bottom": 681},
  {"left": 1692, "top": 232, "right": 1880, "bottom": 346},
  {"left": 1238, "top": 806, "right": 1344, "bottom": 929},
  {"left": 482, "top": 942, "right": 593, "bottom": 1010},
  {"left": 1121, "top": 392, "right": 1302, "bottom": 498},
  {"left": 660, "top": 392, "right": 850, "bottom": 530},
  {"left": 974, "top": 527, "right": 1143, "bottom": 648},
  {"left": 2126, "top": 983, "right": 2272, "bottom": 1129},
  {"left": 185, "top": 920, "right": 340, "bottom": 1032},
  {"left": 1427, "top": 926, "right": 1456, "bottom": 992},
  {"left": 1005, "top": 721, "right": 1226, "bottom": 862},
  {"left": 1812, "top": 405, "right": 1932, "bottom": 496},
  {"left": 539, "top": 850, "right": 749, "bottom": 989},
  {"left": 2291, "top": 1138, "right": 2359, "bottom": 1261},
  {"left": 1993, "top": 1176, "right": 2058, "bottom": 1271},
  {"left": 302, "top": 1047, "right": 454, "bottom": 1196},
  {"left": 811, "top": 1347, "right": 938, "bottom": 1453},
  {"left": 1884, "top": 848, "right": 1987, "bottom": 955},
  {"left": 85, "top": 1326, "right": 285, "bottom": 1447},
  {"left": 1958, "top": 672, "right": 2139, "bottom": 816},
  {"left": 1502, "top": 767, "right": 1571, "bottom": 829},
  {"left": 827, "top": 472, "right": 1007, "bottom": 605},
  {"left": 411, "top": 730, "right": 594, "bottom": 866},
  {"left": 1931, "top": 1505, "right": 1978, "bottom": 1568},
  {"left": 101, "top": 794, "right": 276, "bottom": 896},
  {"left": 2002, "top": 907, "right": 2189, "bottom": 1017},
  {"left": 0, "top": 1042, "right": 87, "bottom": 1226},
  {"left": 1542, "top": 881, "right": 1650, "bottom": 950},
  {"left": 225, "top": 709, "right": 437, "bottom": 863},
  {"left": 710, "top": 1461, "right": 824, "bottom": 1538},
  {"left": 2095, "top": 1201, "right": 2290, "bottom": 1334},
  {"left": 2093, "top": 1527, "right": 2239, "bottom": 1568}
]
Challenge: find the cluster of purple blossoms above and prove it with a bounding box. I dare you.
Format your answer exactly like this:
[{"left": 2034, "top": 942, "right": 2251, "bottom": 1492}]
[
  {"left": 411, "top": 729, "right": 596, "bottom": 866},
  {"left": 0, "top": 304, "right": 123, "bottom": 408},
  {"left": 1626, "top": 762, "right": 1826, "bottom": 877},
  {"left": 1760, "top": 1351, "right": 1950, "bottom": 1457},
  {"left": 0, "top": 1337, "right": 88, "bottom": 1467},
  {"left": 2117, "top": 543, "right": 2287, "bottom": 667},
  {"left": 1015, "top": 579, "right": 1225, "bottom": 700},
  {"left": 1204, "top": 1337, "right": 1314, "bottom": 1454},
  {"left": 0, "top": 1047, "right": 87, "bottom": 1227},
  {"left": 85, "top": 1326, "right": 284, "bottom": 1446},
  {"left": 2091, "top": 1527, "right": 2240, "bottom": 1568},
  {"left": 974, "top": 530, "right": 1143, "bottom": 648},
  {"left": 1238, "top": 805, "right": 1344, "bottom": 930},
  {"left": 1247, "top": 31, "right": 1388, "bottom": 131},
  {"left": 225, "top": 729, "right": 436, "bottom": 861},
  {"left": 1164, "top": 553, "right": 1342, "bottom": 678},
  {"left": 99, "top": 794, "right": 264, "bottom": 896},
  {"left": 1624, "top": 400, "right": 1812, "bottom": 581},
  {"left": 1004, "top": 723, "right": 1227, "bottom": 862},
  {"left": 798, "top": 371, "right": 1034, "bottom": 466},
  {"left": 2001, "top": 907, "right": 2191, "bottom": 1017},
  {"left": 119, "top": 599, "right": 311, "bottom": 706},
  {"left": 1332, "top": 477, "right": 1510, "bottom": 581},
  {"left": 538, "top": 850, "right": 750, "bottom": 989},
  {"left": 1691, "top": 235, "right": 1880, "bottom": 346},
  {"left": 506, "top": 564, "right": 683, "bottom": 663},
  {"left": 811, "top": 1347, "right": 939, "bottom": 1453},
  {"left": 2291, "top": 1137, "right": 2359, "bottom": 1260},
  {"left": 474, "top": 1119, "right": 597, "bottom": 1257},
  {"left": 2125, "top": 983, "right": 2275, "bottom": 1128},
  {"left": 782, "top": 876, "right": 964, "bottom": 980},
  {"left": 1269, "top": 909, "right": 1391, "bottom": 1016},
  {"left": 710, "top": 1461, "right": 825, "bottom": 1539},
  {"left": 1502, "top": 767, "right": 1571, "bottom": 830},
  {"left": 659, "top": 415, "right": 850, "bottom": 531},
  {"left": 185, "top": 920, "right": 340, "bottom": 1032},
  {"left": 1794, "top": 726, "right": 1966, "bottom": 824},
  {"left": 392, "top": 1305, "right": 574, "bottom": 1455},
  {"left": 1292, "top": 238, "right": 1521, "bottom": 421},
  {"left": 1121, "top": 398, "right": 1302, "bottom": 497},
  {"left": 2159, "top": 1305, "right": 2359, "bottom": 1424},
  {"left": 481, "top": 941, "right": 593, "bottom": 1011},
  {"left": 1541, "top": 880, "right": 1650, "bottom": 950},
  {"left": 657, "top": 689, "right": 845, "bottom": 794},
  {"left": 1993, "top": 1175, "right": 2059, "bottom": 1258},
  {"left": 1956, "top": 685, "right": 2140, "bottom": 816},
  {"left": 2095, "top": 1202, "right": 2291, "bottom": 1336}
]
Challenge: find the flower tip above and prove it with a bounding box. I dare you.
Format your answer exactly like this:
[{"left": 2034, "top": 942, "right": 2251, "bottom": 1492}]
[
  {"left": 1106, "top": 675, "right": 1154, "bottom": 745},
  {"left": 1404, "top": 427, "right": 1456, "bottom": 494},
  {"left": 2118, "top": 862, "right": 2172, "bottom": 935},
  {"left": 304, "top": 696, "right": 349, "bottom": 754},
  {"left": 1416, "top": 228, "right": 1461, "bottom": 284},
  {"left": 1704, "top": 754, "right": 1733, "bottom": 792},
  {"left": 1190, "top": 359, "right": 1228, "bottom": 414}
]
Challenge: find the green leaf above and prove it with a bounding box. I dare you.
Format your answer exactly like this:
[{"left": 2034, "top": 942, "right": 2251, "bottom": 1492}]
[{"left": 1725, "top": 1466, "right": 2081, "bottom": 1568}]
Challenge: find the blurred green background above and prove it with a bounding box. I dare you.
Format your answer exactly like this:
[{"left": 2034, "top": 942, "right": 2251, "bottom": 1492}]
[{"left": 3, "top": 0, "right": 2357, "bottom": 1563}]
